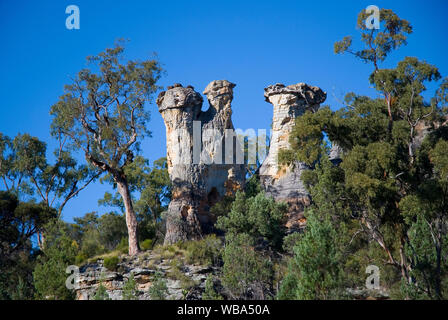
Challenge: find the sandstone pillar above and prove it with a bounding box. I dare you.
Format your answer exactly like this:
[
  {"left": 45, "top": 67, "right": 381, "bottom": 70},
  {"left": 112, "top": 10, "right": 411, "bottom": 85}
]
[
  {"left": 259, "top": 83, "right": 326, "bottom": 232},
  {"left": 157, "top": 81, "right": 245, "bottom": 244}
]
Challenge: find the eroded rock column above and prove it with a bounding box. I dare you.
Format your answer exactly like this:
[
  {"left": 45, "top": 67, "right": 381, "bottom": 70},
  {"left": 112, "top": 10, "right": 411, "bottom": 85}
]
[
  {"left": 157, "top": 81, "right": 245, "bottom": 244},
  {"left": 259, "top": 83, "right": 326, "bottom": 232}
]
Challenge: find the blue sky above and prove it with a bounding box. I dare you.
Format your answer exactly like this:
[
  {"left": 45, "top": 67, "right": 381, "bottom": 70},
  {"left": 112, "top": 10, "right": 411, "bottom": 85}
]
[{"left": 1, "top": 0, "right": 447, "bottom": 222}]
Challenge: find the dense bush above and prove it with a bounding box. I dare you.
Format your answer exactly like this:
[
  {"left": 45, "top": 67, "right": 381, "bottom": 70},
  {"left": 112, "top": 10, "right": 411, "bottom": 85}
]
[
  {"left": 122, "top": 274, "right": 138, "bottom": 300},
  {"left": 140, "top": 239, "right": 154, "bottom": 251},
  {"left": 33, "top": 221, "right": 78, "bottom": 300},
  {"left": 216, "top": 191, "right": 287, "bottom": 249},
  {"left": 185, "top": 234, "right": 222, "bottom": 266},
  {"left": 149, "top": 271, "right": 168, "bottom": 300},
  {"left": 222, "top": 233, "right": 273, "bottom": 299},
  {"left": 94, "top": 283, "right": 110, "bottom": 300},
  {"left": 277, "top": 210, "right": 346, "bottom": 300},
  {"left": 103, "top": 256, "right": 119, "bottom": 271},
  {"left": 202, "top": 275, "right": 223, "bottom": 300},
  {"left": 115, "top": 237, "right": 129, "bottom": 255}
]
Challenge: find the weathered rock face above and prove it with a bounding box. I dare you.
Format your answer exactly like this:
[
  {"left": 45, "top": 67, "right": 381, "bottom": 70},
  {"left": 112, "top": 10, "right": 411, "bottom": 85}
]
[
  {"left": 259, "top": 83, "right": 326, "bottom": 232},
  {"left": 74, "top": 252, "right": 216, "bottom": 300},
  {"left": 157, "top": 81, "right": 245, "bottom": 244}
]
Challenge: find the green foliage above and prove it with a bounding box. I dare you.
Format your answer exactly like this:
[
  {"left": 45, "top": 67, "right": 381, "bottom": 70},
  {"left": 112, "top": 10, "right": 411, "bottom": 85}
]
[
  {"left": 222, "top": 233, "right": 273, "bottom": 299},
  {"left": 0, "top": 191, "right": 56, "bottom": 259},
  {"left": 74, "top": 252, "right": 88, "bottom": 266},
  {"left": 80, "top": 229, "right": 105, "bottom": 258},
  {"left": 185, "top": 234, "right": 222, "bottom": 266},
  {"left": 10, "top": 276, "right": 33, "bottom": 300},
  {"left": 122, "top": 273, "right": 138, "bottom": 300},
  {"left": 280, "top": 7, "right": 448, "bottom": 300},
  {"left": 103, "top": 256, "right": 119, "bottom": 271},
  {"left": 0, "top": 246, "right": 37, "bottom": 300},
  {"left": 168, "top": 262, "right": 196, "bottom": 292},
  {"left": 278, "top": 211, "right": 347, "bottom": 300},
  {"left": 116, "top": 237, "right": 129, "bottom": 255},
  {"left": 334, "top": 8, "right": 412, "bottom": 70},
  {"left": 98, "top": 212, "right": 128, "bottom": 251},
  {"left": 165, "top": 257, "right": 183, "bottom": 285},
  {"left": 244, "top": 174, "right": 263, "bottom": 198},
  {"left": 94, "top": 283, "right": 111, "bottom": 300},
  {"left": 216, "top": 191, "right": 287, "bottom": 249},
  {"left": 50, "top": 42, "right": 164, "bottom": 255},
  {"left": 282, "top": 232, "right": 302, "bottom": 255},
  {"left": 50, "top": 42, "right": 162, "bottom": 159},
  {"left": 33, "top": 221, "right": 77, "bottom": 300},
  {"left": 148, "top": 271, "right": 168, "bottom": 300},
  {"left": 140, "top": 239, "right": 154, "bottom": 251},
  {"left": 98, "top": 157, "right": 172, "bottom": 244},
  {"left": 0, "top": 190, "right": 49, "bottom": 300},
  {"left": 202, "top": 275, "right": 223, "bottom": 300},
  {"left": 279, "top": 109, "right": 330, "bottom": 166},
  {"left": 0, "top": 132, "right": 98, "bottom": 218},
  {"left": 396, "top": 138, "right": 448, "bottom": 299},
  {"left": 67, "top": 211, "right": 127, "bottom": 260},
  {"left": 209, "top": 195, "right": 235, "bottom": 222}
]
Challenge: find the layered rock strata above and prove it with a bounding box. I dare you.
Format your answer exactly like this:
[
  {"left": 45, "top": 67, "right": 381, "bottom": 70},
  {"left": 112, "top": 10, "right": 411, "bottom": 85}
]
[
  {"left": 74, "top": 253, "right": 215, "bottom": 300},
  {"left": 157, "top": 81, "right": 245, "bottom": 244}
]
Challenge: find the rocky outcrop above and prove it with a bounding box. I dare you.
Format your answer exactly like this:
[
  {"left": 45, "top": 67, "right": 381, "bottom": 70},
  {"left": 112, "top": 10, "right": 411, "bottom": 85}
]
[
  {"left": 259, "top": 83, "right": 326, "bottom": 232},
  {"left": 74, "top": 252, "right": 216, "bottom": 300},
  {"left": 157, "top": 81, "right": 245, "bottom": 244}
]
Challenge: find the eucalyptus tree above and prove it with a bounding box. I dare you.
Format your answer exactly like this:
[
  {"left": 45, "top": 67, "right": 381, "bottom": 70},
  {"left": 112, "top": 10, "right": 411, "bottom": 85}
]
[
  {"left": 99, "top": 156, "right": 171, "bottom": 243},
  {"left": 334, "top": 8, "right": 413, "bottom": 130},
  {"left": 50, "top": 43, "right": 163, "bottom": 255},
  {"left": 282, "top": 8, "right": 448, "bottom": 298},
  {"left": 0, "top": 133, "right": 98, "bottom": 247}
]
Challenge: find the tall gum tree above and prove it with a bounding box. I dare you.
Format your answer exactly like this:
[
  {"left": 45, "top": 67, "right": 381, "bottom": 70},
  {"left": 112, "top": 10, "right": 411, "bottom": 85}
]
[
  {"left": 282, "top": 8, "right": 448, "bottom": 298},
  {"left": 50, "top": 43, "right": 163, "bottom": 255}
]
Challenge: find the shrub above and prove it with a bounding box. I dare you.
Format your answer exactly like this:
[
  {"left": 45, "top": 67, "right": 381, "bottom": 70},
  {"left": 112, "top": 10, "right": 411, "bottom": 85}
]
[
  {"left": 140, "top": 239, "right": 154, "bottom": 251},
  {"left": 94, "top": 283, "right": 110, "bottom": 300},
  {"left": 216, "top": 191, "right": 287, "bottom": 249},
  {"left": 222, "top": 233, "right": 273, "bottom": 299},
  {"left": 103, "top": 256, "right": 119, "bottom": 271},
  {"left": 149, "top": 271, "right": 168, "bottom": 300},
  {"left": 161, "top": 250, "right": 176, "bottom": 260},
  {"left": 185, "top": 234, "right": 222, "bottom": 266},
  {"left": 115, "top": 237, "right": 128, "bottom": 255},
  {"left": 168, "top": 266, "right": 196, "bottom": 292},
  {"left": 79, "top": 228, "right": 105, "bottom": 258},
  {"left": 122, "top": 274, "right": 138, "bottom": 300},
  {"left": 98, "top": 212, "right": 128, "bottom": 251},
  {"left": 202, "top": 275, "right": 223, "bottom": 300},
  {"left": 278, "top": 211, "right": 346, "bottom": 300},
  {"left": 75, "top": 252, "right": 88, "bottom": 266},
  {"left": 33, "top": 221, "right": 77, "bottom": 300},
  {"left": 282, "top": 232, "right": 302, "bottom": 254}
]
